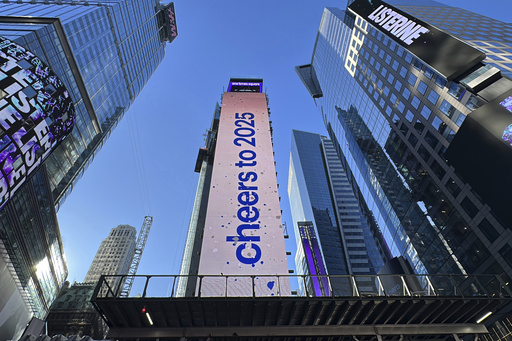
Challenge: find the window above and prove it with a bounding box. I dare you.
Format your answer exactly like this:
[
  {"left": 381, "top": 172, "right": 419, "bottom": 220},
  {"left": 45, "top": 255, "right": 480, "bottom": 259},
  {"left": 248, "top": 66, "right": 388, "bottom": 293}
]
[
  {"left": 392, "top": 60, "right": 399, "bottom": 71},
  {"left": 379, "top": 49, "right": 385, "bottom": 59},
  {"left": 461, "top": 197, "right": 478, "bottom": 218},
  {"left": 399, "top": 66, "right": 407, "bottom": 78},
  {"left": 385, "top": 105, "right": 392, "bottom": 116},
  {"left": 440, "top": 100, "right": 456, "bottom": 118},
  {"left": 383, "top": 86, "right": 390, "bottom": 96},
  {"left": 411, "top": 96, "right": 421, "bottom": 109},
  {"left": 432, "top": 116, "right": 443, "bottom": 130},
  {"left": 390, "top": 93, "right": 398, "bottom": 105},
  {"left": 418, "top": 81, "right": 428, "bottom": 95},
  {"left": 397, "top": 101, "right": 405, "bottom": 113},
  {"left": 455, "top": 114, "right": 466, "bottom": 126},
  {"left": 385, "top": 54, "right": 392, "bottom": 64},
  {"left": 405, "top": 110, "right": 414, "bottom": 122},
  {"left": 397, "top": 46, "right": 405, "bottom": 57},
  {"left": 387, "top": 73, "right": 395, "bottom": 84},
  {"left": 465, "top": 95, "right": 485, "bottom": 111},
  {"left": 389, "top": 41, "right": 397, "bottom": 51},
  {"left": 448, "top": 82, "right": 465, "bottom": 100},
  {"left": 424, "top": 67, "right": 434, "bottom": 79},
  {"left": 413, "top": 58, "right": 423, "bottom": 70},
  {"left": 435, "top": 74, "right": 447, "bottom": 88},
  {"left": 408, "top": 73, "right": 418, "bottom": 86},
  {"left": 427, "top": 89, "right": 440, "bottom": 105},
  {"left": 375, "top": 61, "right": 381, "bottom": 71},
  {"left": 377, "top": 80, "right": 383, "bottom": 89},
  {"left": 402, "top": 87, "right": 411, "bottom": 100},
  {"left": 394, "top": 80, "right": 402, "bottom": 92},
  {"left": 405, "top": 53, "right": 413, "bottom": 63},
  {"left": 380, "top": 67, "right": 388, "bottom": 77}
]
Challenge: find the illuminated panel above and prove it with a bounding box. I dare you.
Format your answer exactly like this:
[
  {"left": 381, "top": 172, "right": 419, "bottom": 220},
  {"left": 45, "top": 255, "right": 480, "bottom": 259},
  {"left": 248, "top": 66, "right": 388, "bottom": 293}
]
[
  {"left": 348, "top": 0, "right": 485, "bottom": 80},
  {"left": 227, "top": 80, "right": 262, "bottom": 93},
  {"left": 0, "top": 36, "right": 75, "bottom": 208},
  {"left": 197, "top": 90, "right": 290, "bottom": 296},
  {"left": 166, "top": 3, "right": 178, "bottom": 43},
  {"left": 299, "top": 222, "right": 330, "bottom": 297}
]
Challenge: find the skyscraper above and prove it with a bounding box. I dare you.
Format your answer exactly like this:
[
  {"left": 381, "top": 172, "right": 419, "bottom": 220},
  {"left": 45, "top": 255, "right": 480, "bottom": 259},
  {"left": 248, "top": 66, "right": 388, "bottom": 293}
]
[
  {"left": 288, "top": 129, "right": 385, "bottom": 296},
  {"left": 178, "top": 78, "right": 289, "bottom": 297},
  {"left": 297, "top": 0, "right": 512, "bottom": 325},
  {"left": 0, "top": 1, "right": 177, "bottom": 339},
  {"left": 46, "top": 224, "right": 137, "bottom": 339},
  {"left": 84, "top": 224, "right": 137, "bottom": 284}
]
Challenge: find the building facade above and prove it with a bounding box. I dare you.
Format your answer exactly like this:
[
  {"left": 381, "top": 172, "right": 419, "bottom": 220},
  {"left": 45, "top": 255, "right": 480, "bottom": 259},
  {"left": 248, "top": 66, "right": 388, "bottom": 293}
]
[
  {"left": 288, "top": 130, "right": 385, "bottom": 296},
  {"left": 178, "top": 79, "right": 290, "bottom": 297},
  {"left": 0, "top": 1, "right": 177, "bottom": 339},
  {"left": 297, "top": 0, "right": 512, "bottom": 325},
  {"left": 45, "top": 282, "right": 107, "bottom": 339},
  {"left": 84, "top": 224, "right": 137, "bottom": 284}
]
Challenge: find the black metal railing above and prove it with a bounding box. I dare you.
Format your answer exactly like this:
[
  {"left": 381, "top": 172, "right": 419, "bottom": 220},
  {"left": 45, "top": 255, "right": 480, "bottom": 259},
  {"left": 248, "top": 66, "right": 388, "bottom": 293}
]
[{"left": 92, "top": 274, "right": 512, "bottom": 300}]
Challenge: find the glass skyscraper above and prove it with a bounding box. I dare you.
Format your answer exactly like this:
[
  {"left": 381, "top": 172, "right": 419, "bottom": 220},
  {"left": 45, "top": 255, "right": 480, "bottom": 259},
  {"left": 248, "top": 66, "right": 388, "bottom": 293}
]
[
  {"left": 288, "top": 129, "right": 385, "bottom": 296},
  {"left": 0, "top": 1, "right": 177, "bottom": 339},
  {"left": 298, "top": 0, "right": 512, "bottom": 326}
]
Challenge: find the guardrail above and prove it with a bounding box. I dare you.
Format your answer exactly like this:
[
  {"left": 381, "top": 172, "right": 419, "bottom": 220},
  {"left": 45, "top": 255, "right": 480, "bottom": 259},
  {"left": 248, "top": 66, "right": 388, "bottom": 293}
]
[{"left": 92, "top": 274, "right": 511, "bottom": 300}]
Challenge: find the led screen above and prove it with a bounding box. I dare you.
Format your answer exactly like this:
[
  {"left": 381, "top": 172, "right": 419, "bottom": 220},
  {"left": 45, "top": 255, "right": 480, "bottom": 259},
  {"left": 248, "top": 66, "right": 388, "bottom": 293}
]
[
  {"left": 348, "top": 0, "right": 485, "bottom": 80},
  {"left": 0, "top": 36, "right": 75, "bottom": 208},
  {"left": 197, "top": 90, "right": 290, "bottom": 296}
]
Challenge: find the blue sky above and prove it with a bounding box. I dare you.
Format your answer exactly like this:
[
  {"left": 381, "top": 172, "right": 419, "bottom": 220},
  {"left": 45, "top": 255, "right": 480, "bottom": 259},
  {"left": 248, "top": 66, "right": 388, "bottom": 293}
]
[{"left": 57, "top": 0, "right": 511, "bottom": 284}]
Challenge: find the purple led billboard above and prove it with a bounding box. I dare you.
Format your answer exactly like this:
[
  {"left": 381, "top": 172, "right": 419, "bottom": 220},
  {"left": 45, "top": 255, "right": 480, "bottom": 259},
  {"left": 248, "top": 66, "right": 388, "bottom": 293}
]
[
  {"left": 0, "top": 36, "right": 75, "bottom": 208},
  {"left": 299, "top": 223, "right": 331, "bottom": 297}
]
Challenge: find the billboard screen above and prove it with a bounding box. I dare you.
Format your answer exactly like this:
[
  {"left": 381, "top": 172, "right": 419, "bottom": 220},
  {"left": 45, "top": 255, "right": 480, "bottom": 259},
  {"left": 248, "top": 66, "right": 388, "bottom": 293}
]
[
  {"left": 197, "top": 91, "right": 290, "bottom": 296},
  {"left": 348, "top": 0, "right": 485, "bottom": 80},
  {"left": 161, "top": 2, "right": 178, "bottom": 43},
  {"left": 445, "top": 88, "right": 512, "bottom": 227},
  {"left": 0, "top": 36, "right": 75, "bottom": 208}
]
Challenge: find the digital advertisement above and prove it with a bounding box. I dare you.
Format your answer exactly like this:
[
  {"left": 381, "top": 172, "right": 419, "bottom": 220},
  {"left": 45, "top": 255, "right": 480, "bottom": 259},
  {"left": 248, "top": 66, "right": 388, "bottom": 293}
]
[{"left": 197, "top": 91, "right": 290, "bottom": 297}]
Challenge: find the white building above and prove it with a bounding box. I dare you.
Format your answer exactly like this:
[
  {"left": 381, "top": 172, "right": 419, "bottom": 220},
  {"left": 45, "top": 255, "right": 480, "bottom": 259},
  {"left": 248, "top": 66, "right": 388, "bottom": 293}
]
[{"left": 84, "top": 225, "right": 137, "bottom": 284}]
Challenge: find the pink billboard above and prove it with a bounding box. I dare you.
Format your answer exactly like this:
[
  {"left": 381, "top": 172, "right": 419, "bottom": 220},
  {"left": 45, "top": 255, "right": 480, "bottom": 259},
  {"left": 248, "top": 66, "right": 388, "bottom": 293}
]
[{"left": 197, "top": 91, "right": 290, "bottom": 296}]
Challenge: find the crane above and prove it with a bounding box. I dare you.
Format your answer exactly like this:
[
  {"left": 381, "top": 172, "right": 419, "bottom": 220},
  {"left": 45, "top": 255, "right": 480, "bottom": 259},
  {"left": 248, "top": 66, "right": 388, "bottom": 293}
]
[{"left": 119, "top": 215, "right": 153, "bottom": 297}]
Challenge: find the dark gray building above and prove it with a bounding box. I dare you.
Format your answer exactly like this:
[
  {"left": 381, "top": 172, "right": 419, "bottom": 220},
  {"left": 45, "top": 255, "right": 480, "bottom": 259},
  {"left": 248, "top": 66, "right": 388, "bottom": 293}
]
[{"left": 297, "top": 0, "right": 512, "bottom": 326}]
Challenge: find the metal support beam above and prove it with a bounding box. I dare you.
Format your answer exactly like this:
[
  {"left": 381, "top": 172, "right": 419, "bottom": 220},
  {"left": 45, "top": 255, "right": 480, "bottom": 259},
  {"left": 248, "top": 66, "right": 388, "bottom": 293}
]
[{"left": 107, "top": 323, "right": 489, "bottom": 339}]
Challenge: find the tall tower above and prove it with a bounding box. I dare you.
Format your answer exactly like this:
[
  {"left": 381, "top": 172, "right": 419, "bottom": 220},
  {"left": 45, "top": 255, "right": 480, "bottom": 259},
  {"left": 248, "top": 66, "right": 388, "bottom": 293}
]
[
  {"left": 297, "top": 0, "right": 512, "bottom": 325},
  {"left": 288, "top": 130, "right": 386, "bottom": 296},
  {"left": 178, "top": 78, "right": 289, "bottom": 297},
  {"left": 84, "top": 225, "right": 137, "bottom": 284},
  {"left": 0, "top": 2, "right": 177, "bottom": 339}
]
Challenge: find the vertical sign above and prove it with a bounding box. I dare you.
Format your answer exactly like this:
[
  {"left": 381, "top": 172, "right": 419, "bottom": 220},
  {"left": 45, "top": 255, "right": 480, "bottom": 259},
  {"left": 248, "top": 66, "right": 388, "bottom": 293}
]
[{"left": 197, "top": 91, "right": 290, "bottom": 296}]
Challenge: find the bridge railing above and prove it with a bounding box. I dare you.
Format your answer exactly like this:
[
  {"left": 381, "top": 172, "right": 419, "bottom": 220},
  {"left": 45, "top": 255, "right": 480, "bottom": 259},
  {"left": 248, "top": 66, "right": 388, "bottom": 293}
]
[{"left": 92, "top": 274, "right": 511, "bottom": 300}]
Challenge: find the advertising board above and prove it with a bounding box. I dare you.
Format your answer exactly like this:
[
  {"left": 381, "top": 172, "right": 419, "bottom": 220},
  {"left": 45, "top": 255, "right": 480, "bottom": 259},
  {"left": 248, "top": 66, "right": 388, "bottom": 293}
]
[
  {"left": 0, "top": 36, "right": 75, "bottom": 208},
  {"left": 348, "top": 0, "right": 485, "bottom": 80},
  {"left": 197, "top": 91, "right": 290, "bottom": 296}
]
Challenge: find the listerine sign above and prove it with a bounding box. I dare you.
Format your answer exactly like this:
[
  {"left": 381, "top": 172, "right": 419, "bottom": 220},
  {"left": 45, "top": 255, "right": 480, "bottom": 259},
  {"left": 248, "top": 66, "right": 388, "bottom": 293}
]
[
  {"left": 367, "top": 4, "right": 429, "bottom": 45},
  {"left": 348, "top": 0, "right": 485, "bottom": 80}
]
